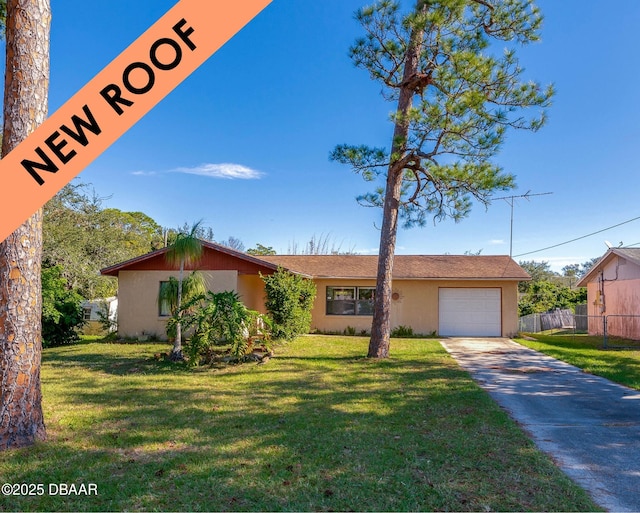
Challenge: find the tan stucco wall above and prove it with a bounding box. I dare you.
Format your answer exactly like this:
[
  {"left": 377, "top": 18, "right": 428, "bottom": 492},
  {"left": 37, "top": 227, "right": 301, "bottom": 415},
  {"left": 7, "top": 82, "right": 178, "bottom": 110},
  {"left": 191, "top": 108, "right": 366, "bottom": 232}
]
[
  {"left": 117, "top": 270, "right": 238, "bottom": 339},
  {"left": 117, "top": 271, "right": 521, "bottom": 339},
  {"left": 237, "top": 274, "right": 267, "bottom": 313},
  {"left": 310, "top": 279, "right": 520, "bottom": 337}
]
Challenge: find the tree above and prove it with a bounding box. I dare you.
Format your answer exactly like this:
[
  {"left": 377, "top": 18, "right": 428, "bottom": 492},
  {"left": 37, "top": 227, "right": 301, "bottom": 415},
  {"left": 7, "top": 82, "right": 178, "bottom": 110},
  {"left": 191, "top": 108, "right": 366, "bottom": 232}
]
[
  {"left": 518, "top": 260, "right": 557, "bottom": 292},
  {"left": 332, "top": 0, "right": 552, "bottom": 358},
  {"left": 164, "top": 222, "right": 214, "bottom": 246},
  {"left": 158, "top": 272, "right": 206, "bottom": 340},
  {"left": 262, "top": 268, "right": 317, "bottom": 341},
  {"left": 518, "top": 280, "right": 586, "bottom": 316},
  {"left": 218, "top": 236, "right": 245, "bottom": 252},
  {"left": 44, "top": 183, "right": 164, "bottom": 298},
  {"left": 579, "top": 257, "right": 600, "bottom": 278},
  {"left": 287, "top": 233, "right": 357, "bottom": 255},
  {"left": 171, "top": 291, "right": 266, "bottom": 365},
  {"left": 41, "top": 266, "right": 85, "bottom": 348},
  {"left": 165, "top": 223, "right": 204, "bottom": 360},
  {"left": 0, "top": 0, "right": 50, "bottom": 449},
  {"left": 246, "top": 243, "right": 277, "bottom": 256},
  {"left": 562, "top": 263, "right": 580, "bottom": 289}
]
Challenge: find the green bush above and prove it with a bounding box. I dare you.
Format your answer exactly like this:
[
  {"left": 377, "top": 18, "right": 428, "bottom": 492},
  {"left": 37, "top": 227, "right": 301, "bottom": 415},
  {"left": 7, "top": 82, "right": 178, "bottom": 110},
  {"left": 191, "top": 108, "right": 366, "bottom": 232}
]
[
  {"left": 42, "top": 265, "right": 86, "bottom": 348},
  {"left": 391, "top": 325, "right": 414, "bottom": 338},
  {"left": 262, "top": 268, "right": 317, "bottom": 341},
  {"left": 171, "top": 291, "right": 268, "bottom": 366}
]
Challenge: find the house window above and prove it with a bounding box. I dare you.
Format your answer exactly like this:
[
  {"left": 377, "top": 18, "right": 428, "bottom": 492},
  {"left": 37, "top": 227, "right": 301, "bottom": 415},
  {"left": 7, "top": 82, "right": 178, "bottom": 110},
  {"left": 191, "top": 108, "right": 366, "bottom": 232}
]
[
  {"left": 82, "top": 307, "right": 92, "bottom": 321},
  {"left": 326, "top": 286, "right": 375, "bottom": 316},
  {"left": 159, "top": 281, "right": 172, "bottom": 317}
]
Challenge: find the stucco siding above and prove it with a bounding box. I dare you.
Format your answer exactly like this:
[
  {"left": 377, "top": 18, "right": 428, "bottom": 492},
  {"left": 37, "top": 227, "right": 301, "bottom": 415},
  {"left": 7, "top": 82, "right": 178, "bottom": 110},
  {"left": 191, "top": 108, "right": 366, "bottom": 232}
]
[
  {"left": 586, "top": 277, "right": 640, "bottom": 340},
  {"left": 237, "top": 274, "right": 267, "bottom": 313},
  {"left": 310, "top": 279, "right": 519, "bottom": 336},
  {"left": 602, "top": 256, "right": 640, "bottom": 281},
  {"left": 584, "top": 248, "right": 640, "bottom": 339},
  {"left": 117, "top": 270, "right": 238, "bottom": 339}
]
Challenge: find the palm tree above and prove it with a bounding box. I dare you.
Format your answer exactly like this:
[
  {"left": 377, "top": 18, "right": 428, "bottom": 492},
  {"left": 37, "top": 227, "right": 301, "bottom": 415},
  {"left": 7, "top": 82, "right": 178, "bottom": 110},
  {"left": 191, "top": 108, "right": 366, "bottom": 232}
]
[
  {"left": 0, "top": 0, "right": 50, "bottom": 449},
  {"left": 165, "top": 222, "right": 204, "bottom": 360},
  {"left": 158, "top": 272, "right": 206, "bottom": 338}
]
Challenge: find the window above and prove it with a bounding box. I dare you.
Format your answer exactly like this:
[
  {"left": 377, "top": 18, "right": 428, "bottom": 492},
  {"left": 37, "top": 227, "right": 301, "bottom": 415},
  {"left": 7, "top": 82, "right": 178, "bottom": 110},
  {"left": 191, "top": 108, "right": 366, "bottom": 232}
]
[
  {"left": 158, "top": 281, "right": 172, "bottom": 317},
  {"left": 326, "top": 286, "right": 375, "bottom": 316},
  {"left": 82, "top": 307, "right": 92, "bottom": 321}
]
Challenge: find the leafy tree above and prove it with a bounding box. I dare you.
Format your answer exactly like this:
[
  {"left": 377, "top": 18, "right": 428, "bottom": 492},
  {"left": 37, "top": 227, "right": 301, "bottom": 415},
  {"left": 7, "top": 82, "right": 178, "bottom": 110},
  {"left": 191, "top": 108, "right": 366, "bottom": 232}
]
[
  {"left": 579, "top": 257, "right": 600, "bottom": 278},
  {"left": 331, "top": 0, "right": 552, "bottom": 358},
  {"left": 41, "top": 266, "right": 85, "bottom": 348},
  {"left": 0, "top": 0, "right": 50, "bottom": 449},
  {"left": 518, "top": 260, "right": 557, "bottom": 292},
  {"left": 44, "top": 183, "right": 164, "bottom": 298},
  {"left": 262, "top": 268, "right": 317, "bottom": 341},
  {"left": 164, "top": 223, "right": 214, "bottom": 246},
  {"left": 165, "top": 222, "right": 204, "bottom": 360},
  {"left": 518, "top": 281, "right": 586, "bottom": 316},
  {"left": 562, "top": 263, "right": 580, "bottom": 289},
  {"left": 247, "top": 243, "right": 277, "bottom": 256}
]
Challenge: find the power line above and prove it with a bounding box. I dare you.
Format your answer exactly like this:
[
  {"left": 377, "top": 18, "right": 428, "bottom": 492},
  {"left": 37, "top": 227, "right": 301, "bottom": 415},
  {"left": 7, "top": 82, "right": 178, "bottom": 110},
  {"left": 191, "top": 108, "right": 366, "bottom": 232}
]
[{"left": 513, "top": 215, "right": 640, "bottom": 258}]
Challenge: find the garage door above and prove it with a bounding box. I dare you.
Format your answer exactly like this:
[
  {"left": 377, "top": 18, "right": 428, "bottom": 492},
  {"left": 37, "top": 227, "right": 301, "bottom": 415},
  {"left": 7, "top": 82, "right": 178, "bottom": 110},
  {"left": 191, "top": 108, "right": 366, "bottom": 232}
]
[{"left": 438, "top": 288, "right": 501, "bottom": 337}]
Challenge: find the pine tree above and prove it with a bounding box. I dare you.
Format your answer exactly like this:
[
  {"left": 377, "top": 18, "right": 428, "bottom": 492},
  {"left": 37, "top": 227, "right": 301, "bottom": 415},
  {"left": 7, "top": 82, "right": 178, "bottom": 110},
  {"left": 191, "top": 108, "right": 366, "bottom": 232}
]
[
  {"left": 0, "top": 0, "right": 51, "bottom": 449},
  {"left": 331, "top": 0, "right": 553, "bottom": 357}
]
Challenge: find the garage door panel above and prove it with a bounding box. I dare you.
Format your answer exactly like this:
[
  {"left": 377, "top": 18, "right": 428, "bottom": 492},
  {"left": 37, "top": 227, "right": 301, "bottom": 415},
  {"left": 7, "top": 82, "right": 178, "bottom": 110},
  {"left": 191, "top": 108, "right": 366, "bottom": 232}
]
[{"left": 439, "top": 288, "right": 501, "bottom": 337}]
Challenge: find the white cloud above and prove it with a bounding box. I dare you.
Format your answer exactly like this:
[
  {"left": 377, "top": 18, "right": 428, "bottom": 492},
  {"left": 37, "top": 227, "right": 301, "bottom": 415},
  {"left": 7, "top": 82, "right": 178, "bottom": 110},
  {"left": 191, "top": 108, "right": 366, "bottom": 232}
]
[
  {"left": 131, "top": 170, "right": 157, "bottom": 176},
  {"left": 489, "top": 239, "right": 506, "bottom": 245},
  {"left": 172, "top": 163, "right": 264, "bottom": 180}
]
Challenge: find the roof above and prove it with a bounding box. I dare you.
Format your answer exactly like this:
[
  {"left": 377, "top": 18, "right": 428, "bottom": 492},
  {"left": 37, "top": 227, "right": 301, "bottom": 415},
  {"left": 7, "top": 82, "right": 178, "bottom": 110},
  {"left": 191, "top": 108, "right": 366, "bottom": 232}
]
[
  {"left": 100, "top": 242, "right": 529, "bottom": 281},
  {"left": 100, "top": 240, "right": 279, "bottom": 277},
  {"left": 576, "top": 247, "right": 640, "bottom": 287},
  {"left": 260, "top": 254, "right": 530, "bottom": 281}
]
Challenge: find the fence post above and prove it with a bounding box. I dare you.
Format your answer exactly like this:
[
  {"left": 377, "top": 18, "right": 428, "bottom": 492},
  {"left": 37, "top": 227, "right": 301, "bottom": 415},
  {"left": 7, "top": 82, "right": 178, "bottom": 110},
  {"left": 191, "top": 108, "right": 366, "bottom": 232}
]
[{"left": 603, "top": 315, "right": 608, "bottom": 349}]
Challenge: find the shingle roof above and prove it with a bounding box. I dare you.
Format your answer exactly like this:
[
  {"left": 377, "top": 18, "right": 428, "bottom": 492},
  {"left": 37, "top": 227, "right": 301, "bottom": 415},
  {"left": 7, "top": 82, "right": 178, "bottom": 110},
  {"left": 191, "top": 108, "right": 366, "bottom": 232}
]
[
  {"left": 576, "top": 247, "right": 640, "bottom": 287},
  {"left": 260, "top": 254, "right": 530, "bottom": 280}
]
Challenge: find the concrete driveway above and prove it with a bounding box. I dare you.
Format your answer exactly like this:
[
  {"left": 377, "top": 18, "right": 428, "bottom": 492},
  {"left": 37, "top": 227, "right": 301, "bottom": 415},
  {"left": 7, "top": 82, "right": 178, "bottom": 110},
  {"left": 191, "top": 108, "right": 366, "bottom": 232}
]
[{"left": 440, "top": 338, "right": 640, "bottom": 512}]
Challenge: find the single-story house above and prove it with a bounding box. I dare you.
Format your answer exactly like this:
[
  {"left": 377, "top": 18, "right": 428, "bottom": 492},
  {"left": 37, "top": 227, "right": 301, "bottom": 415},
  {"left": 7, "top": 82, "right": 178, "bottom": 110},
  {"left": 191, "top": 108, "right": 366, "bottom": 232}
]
[
  {"left": 100, "top": 240, "right": 530, "bottom": 339},
  {"left": 80, "top": 296, "right": 118, "bottom": 335},
  {"left": 576, "top": 247, "right": 640, "bottom": 340}
]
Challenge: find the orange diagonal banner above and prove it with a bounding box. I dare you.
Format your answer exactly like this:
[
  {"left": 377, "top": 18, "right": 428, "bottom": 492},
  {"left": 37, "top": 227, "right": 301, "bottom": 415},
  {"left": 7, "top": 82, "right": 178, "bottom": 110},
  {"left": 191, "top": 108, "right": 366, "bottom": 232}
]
[{"left": 0, "top": 0, "right": 271, "bottom": 243}]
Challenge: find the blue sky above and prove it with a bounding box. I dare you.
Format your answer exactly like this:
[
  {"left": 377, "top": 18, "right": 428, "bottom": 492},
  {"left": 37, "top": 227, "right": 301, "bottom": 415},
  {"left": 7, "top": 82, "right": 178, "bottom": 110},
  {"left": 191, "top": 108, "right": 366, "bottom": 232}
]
[{"left": 34, "top": 1, "right": 640, "bottom": 270}]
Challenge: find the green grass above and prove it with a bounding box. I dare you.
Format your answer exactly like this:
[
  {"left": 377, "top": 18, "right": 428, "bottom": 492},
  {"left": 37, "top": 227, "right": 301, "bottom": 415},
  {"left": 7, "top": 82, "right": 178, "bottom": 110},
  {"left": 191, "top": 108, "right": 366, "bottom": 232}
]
[
  {"left": 516, "top": 333, "right": 640, "bottom": 390},
  {"left": 0, "top": 336, "right": 598, "bottom": 511}
]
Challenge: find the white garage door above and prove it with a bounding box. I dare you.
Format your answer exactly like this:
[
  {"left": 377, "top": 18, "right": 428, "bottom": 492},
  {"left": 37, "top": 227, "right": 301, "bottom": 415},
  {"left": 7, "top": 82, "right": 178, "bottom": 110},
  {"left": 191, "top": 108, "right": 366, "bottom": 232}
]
[{"left": 439, "top": 288, "right": 502, "bottom": 337}]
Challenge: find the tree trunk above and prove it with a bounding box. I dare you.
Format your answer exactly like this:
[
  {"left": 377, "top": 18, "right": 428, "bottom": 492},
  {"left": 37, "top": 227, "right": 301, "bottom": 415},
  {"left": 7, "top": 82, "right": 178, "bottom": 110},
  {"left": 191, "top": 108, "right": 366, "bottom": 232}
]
[
  {"left": 0, "top": 0, "right": 51, "bottom": 449},
  {"left": 170, "top": 259, "right": 184, "bottom": 360},
  {"left": 368, "top": 12, "right": 424, "bottom": 358}
]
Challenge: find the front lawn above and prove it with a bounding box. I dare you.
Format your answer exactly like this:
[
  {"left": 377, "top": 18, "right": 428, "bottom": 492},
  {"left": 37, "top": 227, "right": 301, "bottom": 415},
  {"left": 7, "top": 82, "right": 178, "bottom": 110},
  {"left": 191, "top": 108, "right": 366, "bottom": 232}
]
[
  {"left": 516, "top": 333, "right": 640, "bottom": 390},
  {"left": 0, "top": 336, "right": 598, "bottom": 511}
]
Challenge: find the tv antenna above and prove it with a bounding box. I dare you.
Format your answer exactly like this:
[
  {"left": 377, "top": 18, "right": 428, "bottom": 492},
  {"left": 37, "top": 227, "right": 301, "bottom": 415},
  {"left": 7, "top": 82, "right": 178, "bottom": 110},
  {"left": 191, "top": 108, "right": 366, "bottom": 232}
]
[{"left": 492, "top": 191, "right": 553, "bottom": 258}]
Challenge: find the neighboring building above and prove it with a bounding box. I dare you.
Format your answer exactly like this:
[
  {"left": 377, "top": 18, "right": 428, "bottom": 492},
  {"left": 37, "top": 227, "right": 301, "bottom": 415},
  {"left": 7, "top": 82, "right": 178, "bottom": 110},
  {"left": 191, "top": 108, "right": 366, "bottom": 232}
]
[
  {"left": 80, "top": 296, "right": 118, "bottom": 335},
  {"left": 100, "top": 241, "right": 530, "bottom": 340},
  {"left": 576, "top": 248, "right": 640, "bottom": 340}
]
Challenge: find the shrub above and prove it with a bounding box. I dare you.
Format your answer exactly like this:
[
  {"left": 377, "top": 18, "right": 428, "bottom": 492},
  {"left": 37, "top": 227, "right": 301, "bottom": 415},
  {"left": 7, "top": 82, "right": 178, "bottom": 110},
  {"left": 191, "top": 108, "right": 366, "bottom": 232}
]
[
  {"left": 42, "top": 265, "right": 86, "bottom": 348},
  {"left": 171, "top": 291, "right": 268, "bottom": 366},
  {"left": 262, "top": 268, "right": 317, "bottom": 341},
  {"left": 391, "top": 325, "right": 414, "bottom": 338}
]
